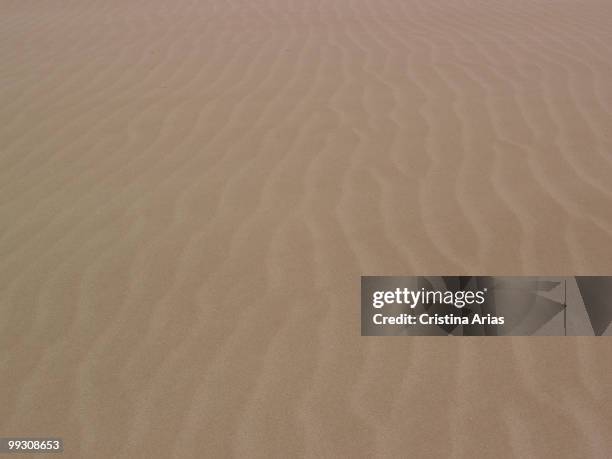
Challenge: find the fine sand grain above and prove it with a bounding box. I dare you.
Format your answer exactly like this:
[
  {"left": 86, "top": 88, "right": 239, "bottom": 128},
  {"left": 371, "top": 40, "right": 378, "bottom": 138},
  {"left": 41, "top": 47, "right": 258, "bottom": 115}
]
[{"left": 1, "top": 0, "right": 612, "bottom": 457}]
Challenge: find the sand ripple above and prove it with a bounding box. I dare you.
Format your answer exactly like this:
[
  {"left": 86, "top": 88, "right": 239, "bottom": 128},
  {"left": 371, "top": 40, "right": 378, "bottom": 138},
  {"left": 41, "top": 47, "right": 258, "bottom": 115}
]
[{"left": 1, "top": 0, "right": 612, "bottom": 457}]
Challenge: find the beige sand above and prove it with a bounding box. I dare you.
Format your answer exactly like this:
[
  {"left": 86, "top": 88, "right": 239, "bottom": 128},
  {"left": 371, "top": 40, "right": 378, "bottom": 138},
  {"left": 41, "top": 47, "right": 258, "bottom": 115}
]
[{"left": 1, "top": 0, "right": 612, "bottom": 457}]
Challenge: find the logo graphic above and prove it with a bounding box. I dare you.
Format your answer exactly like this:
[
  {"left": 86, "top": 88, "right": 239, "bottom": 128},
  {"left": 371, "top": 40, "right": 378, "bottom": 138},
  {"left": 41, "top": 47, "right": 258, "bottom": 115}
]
[{"left": 361, "top": 277, "right": 612, "bottom": 336}]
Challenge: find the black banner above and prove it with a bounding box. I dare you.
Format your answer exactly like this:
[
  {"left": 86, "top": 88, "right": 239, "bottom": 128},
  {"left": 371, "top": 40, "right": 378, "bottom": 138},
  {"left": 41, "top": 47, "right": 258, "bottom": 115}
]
[{"left": 361, "top": 277, "right": 612, "bottom": 336}]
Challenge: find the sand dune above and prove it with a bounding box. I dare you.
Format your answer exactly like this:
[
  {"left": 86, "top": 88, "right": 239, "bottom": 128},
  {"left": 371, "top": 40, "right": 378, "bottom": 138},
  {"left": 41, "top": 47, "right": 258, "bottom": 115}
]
[{"left": 1, "top": 0, "right": 612, "bottom": 457}]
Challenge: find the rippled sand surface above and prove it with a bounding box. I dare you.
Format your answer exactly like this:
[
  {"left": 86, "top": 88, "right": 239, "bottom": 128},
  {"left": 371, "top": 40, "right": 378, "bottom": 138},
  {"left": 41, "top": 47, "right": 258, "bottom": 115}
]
[{"left": 2, "top": 0, "right": 612, "bottom": 457}]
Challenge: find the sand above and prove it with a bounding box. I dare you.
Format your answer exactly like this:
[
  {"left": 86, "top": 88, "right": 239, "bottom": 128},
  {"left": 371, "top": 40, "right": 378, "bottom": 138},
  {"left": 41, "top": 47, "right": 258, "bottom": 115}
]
[{"left": 1, "top": 0, "right": 612, "bottom": 457}]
